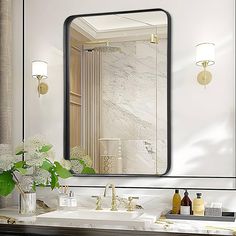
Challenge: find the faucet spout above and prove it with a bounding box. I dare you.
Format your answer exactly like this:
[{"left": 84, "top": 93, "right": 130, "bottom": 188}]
[{"left": 103, "top": 183, "right": 117, "bottom": 211}]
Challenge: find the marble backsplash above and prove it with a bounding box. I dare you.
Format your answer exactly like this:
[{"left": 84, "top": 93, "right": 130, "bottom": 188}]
[
  {"left": 100, "top": 39, "right": 167, "bottom": 174},
  {"left": 34, "top": 187, "right": 236, "bottom": 213}
]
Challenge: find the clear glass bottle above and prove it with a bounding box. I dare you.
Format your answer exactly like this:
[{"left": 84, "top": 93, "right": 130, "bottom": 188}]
[
  {"left": 58, "top": 193, "right": 69, "bottom": 210},
  {"left": 67, "top": 191, "right": 77, "bottom": 209}
]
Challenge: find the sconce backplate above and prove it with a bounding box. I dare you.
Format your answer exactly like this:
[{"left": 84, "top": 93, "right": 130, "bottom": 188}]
[
  {"left": 197, "top": 70, "right": 212, "bottom": 86},
  {"left": 38, "top": 82, "right": 48, "bottom": 95}
]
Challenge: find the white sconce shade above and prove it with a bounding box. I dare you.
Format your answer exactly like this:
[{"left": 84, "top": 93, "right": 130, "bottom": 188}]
[
  {"left": 196, "top": 43, "right": 215, "bottom": 66},
  {"left": 32, "top": 61, "right": 48, "bottom": 79}
]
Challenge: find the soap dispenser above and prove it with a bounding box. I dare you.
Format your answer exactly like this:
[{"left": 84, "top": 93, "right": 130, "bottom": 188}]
[
  {"left": 180, "top": 190, "right": 192, "bottom": 215},
  {"left": 172, "top": 189, "right": 181, "bottom": 214},
  {"left": 193, "top": 193, "right": 204, "bottom": 216}
]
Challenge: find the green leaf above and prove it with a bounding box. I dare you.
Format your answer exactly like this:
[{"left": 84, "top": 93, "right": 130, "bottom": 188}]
[
  {"left": 16, "top": 167, "right": 27, "bottom": 175},
  {"left": 78, "top": 159, "right": 86, "bottom": 167},
  {"left": 13, "top": 161, "right": 27, "bottom": 174},
  {"left": 0, "top": 171, "right": 16, "bottom": 197},
  {"left": 41, "top": 160, "right": 54, "bottom": 172},
  {"left": 15, "top": 150, "right": 27, "bottom": 155},
  {"left": 50, "top": 172, "right": 58, "bottom": 190},
  {"left": 39, "top": 145, "right": 53, "bottom": 153},
  {"left": 54, "top": 162, "right": 73, "bottom": 179},
  {"left": 81, "top": 167, "right": 96, "bottom": 174},
  {"left": 14, "top": 161, "right": 26, "bottom": 169}
]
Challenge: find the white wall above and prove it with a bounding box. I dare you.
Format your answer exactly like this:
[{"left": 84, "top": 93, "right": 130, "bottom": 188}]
[{"left": 19, "top": 0, "right": 235, "bottom": 188}]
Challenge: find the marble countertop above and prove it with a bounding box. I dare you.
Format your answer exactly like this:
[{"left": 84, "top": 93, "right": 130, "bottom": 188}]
[{"left": 0, "top": 207, "right": 236, "bottom": 235}]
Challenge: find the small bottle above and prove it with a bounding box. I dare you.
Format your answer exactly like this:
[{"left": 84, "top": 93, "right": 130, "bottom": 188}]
[
  {"left": 172, "top": 189, "right": 181, "bottom": 214},
  {"left": 67, "top": 191, "right": 77, "bottom": 209},
  {"left": 58, "top": 192, "right": 68, "bottom": 210},
  {"left": 193, "top": 193, "right": 204, "bottom": 216},
  {"left": 180, "top": 190, "right": 192, "bottom": 215}
]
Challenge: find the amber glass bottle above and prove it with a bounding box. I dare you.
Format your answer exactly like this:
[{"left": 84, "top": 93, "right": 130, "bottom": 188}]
[
  {"left": 180, "top": 190, "right": 192, "bottom": 215},
  {"left": 172, "top": 189, "right": 181, "bottom": 214}
]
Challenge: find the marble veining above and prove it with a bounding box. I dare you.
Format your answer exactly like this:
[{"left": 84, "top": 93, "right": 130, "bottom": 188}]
[{"left": 100, "top": 39, "right": 167, "bottom": 174}]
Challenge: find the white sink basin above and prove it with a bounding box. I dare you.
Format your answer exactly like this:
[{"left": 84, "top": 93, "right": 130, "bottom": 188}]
[
  {"left": 37, "top": 208, "right": 155, "bottom": 228},
  {"left": 38, "top": 209, "right": 142, "bottom": 221}
]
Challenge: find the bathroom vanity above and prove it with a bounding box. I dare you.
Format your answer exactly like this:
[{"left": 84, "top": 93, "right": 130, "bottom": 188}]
[
  {"left": 0, "top": 224, "right": 229, "bottom": 236},
  {"left": 0, "top": 217, "right": 235, "bottom": 235},
  {"left": 0, "top": 205, "right": 236, "bottom": 236}
]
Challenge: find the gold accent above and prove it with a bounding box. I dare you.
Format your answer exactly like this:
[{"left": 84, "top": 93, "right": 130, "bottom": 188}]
[
  {"left": 150, "top": 34, "right": 159, "bottom": 44},
  {"left": 38, "top": 82, "right": 48, "bottom": 96},
  {"left": 35, "top": 75, "right": 48, "bottom": 97},
  {"left": 92, "top": 196, "right": 103, "bottom": 210},
  {"left": 197, "top": 61, "right": 212, "bottom": 86},
  {"left": 104, "top": 183, "right": 118, "bottom": 211},
  {"left": 127, "top": 196, "right": 139, "bottom": 211}
]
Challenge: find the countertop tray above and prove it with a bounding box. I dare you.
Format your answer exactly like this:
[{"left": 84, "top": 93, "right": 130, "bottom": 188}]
[{"left": 165, "top": 211, "right": 236, "bottom": 222}]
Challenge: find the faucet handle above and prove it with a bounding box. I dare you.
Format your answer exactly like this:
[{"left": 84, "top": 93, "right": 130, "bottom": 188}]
[
  {"left": 127, "top": 196, "right": 139, "bottom": 211},
  {"left": 91, "top": 196, "right": 103, "bottom": 210}
]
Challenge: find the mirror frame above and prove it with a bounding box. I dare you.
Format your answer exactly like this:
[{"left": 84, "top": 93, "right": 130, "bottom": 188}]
[{"left": 63, "top": 8, "right": 172, "bottom": 176}]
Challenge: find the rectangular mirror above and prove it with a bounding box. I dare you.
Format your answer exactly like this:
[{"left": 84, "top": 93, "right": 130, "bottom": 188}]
[{"left": 64, "top": 10, "right": 171, "bottom": 175}]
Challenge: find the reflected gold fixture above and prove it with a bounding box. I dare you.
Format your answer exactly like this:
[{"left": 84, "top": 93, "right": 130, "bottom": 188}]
[
  {"left": 103, "top": 183, "right": 118, "bottom": 211},
  {"left": 195, "top": 43, "right": 215, "bottom": 86},
  {"left": 150, "top": 34, "right": 159, "bottom": 44},
  {"left": 32, "top": 61, "right": 48, "bottom": 97}
]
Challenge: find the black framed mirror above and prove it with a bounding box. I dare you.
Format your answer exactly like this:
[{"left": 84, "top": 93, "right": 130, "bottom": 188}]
[{"left": 64, "top": 9, "right": 171, "bottom": 176}]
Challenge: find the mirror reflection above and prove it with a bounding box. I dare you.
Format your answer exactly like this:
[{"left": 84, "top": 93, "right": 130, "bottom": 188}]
[{"left": 67, "top": 11, "right": 170, "bottom": 175}]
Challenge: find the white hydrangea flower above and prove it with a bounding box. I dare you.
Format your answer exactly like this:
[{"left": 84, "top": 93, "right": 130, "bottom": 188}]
[
  {"left": 34, "top": 168, "right": 51, "bottom": 185},
  {"left": 71, "top": 159, "right": 84, "bottom": 173},
  {"left": 70, "top": 146, "right": 93, "bottom": 167},
  {"left": 16, "top": 135, "right": 55, "bottom": 168},
  {"left": 70, "top": 146, "right": 86, "bottom": 159},
  {"left": 60, "top": 159, "right": 72, "bottom": 170},
  {"left": 0, "top": 144, "right": 20, "bottom": 171},
  {"left": 24, "top": 135, "right": 49, "bottom": 153}
]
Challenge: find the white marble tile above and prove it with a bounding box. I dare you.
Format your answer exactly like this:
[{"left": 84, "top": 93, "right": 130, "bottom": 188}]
[{"left": 100, "top": 40, "right": 167, "bottom": 174}]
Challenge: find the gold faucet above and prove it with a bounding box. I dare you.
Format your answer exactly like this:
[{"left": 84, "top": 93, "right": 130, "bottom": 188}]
[
  {"left": 127, "top": 196, "right": 139, "bottom": 211},
  {"left": 92, "top": 196, "right": 103, "bottom": 210},
  {"left": 103, "top": 183, "right": 118, "bottom": 211}
]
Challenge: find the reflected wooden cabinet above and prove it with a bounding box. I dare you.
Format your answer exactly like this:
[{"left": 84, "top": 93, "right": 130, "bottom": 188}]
[{"left": 69, "top": 29, "right": 83, "bottom": 148}]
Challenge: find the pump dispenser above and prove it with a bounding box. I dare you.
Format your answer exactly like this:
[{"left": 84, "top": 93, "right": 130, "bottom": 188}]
[
  {"left": 193, "top": 193, "right": 204, "bottom": 216},
  {"left": 172, "top": 189, "right": 181, "bottom": 214},
  {"left": 180, "top": 190, "right": 192, "bottom": 215}
]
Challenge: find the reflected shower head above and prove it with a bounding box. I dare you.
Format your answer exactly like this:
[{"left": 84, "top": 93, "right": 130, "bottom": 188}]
[
  {"left": 83, "top": 41, "right": 121, "bottom": 53},
  {"left": 94, "top": 44, "right": 121, "bottom": 53}
]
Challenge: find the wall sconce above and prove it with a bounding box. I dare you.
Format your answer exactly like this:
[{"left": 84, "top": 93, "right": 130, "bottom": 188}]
[
  {"left": 32, "top": 60, "right": 48, "bottom": 97},
  {"left": 195, "top": 42, "right": 215, "bottom": 86}
]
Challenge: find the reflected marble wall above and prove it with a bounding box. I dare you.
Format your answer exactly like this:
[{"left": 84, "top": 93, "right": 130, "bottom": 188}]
[{"left": 100, "top": 39, "right": 167, "bottom": 174}]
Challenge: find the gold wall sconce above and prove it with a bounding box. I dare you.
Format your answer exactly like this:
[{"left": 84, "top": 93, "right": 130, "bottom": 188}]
[
  {"left": 32, "top": 60, "right": 48, "bottom": 97},
  {"left": 195, "top": 42, "right": 215, "bottom": 86}
]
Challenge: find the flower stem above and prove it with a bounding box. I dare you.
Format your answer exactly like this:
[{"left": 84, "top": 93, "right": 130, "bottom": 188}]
[{"left": 12, "top": 173, "right": 26, "bottom": 200}]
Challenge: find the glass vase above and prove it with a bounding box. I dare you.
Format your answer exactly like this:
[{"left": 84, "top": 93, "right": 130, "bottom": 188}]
[{"left": 19, "top": 192, "right": 36, "bottom": 215}]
